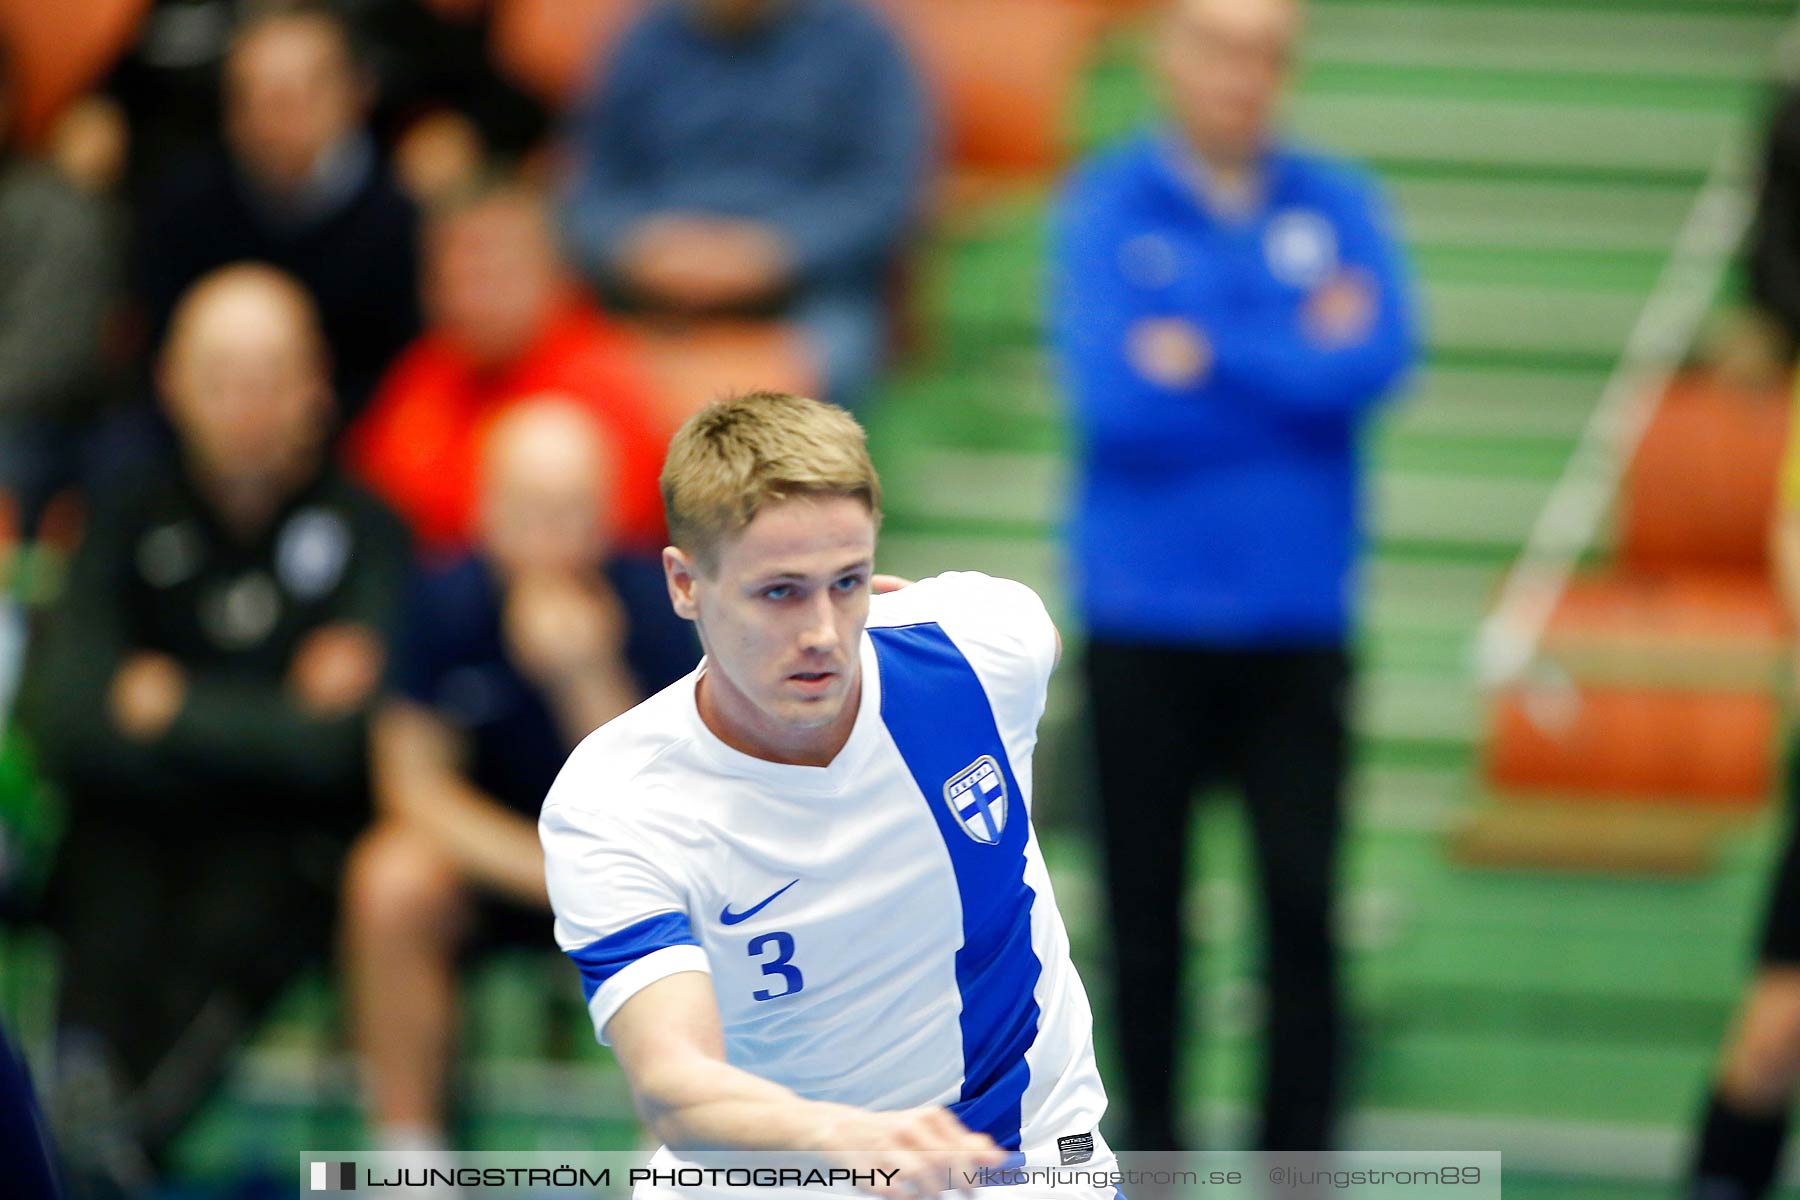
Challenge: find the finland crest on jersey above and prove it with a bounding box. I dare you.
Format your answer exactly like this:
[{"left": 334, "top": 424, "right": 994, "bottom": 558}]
[{"left": 944, "top": 755, "right": 1008, "bottom": 845}]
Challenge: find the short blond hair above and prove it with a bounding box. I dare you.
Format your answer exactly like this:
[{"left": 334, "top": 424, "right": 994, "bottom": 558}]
[{"left": 661, "top": 391, "right": 881, "bottom": 570}]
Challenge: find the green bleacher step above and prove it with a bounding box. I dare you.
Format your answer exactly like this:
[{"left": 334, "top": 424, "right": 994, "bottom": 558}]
[
  {"left": 1391, "top": 179, "right": 1695, "bottom": 253},
  {"left": 1305, "top": 3, "right": 1786, "bottom": 79},
  {"left": 1291, "top": 94, "right": 1749, "bottom": 174}
]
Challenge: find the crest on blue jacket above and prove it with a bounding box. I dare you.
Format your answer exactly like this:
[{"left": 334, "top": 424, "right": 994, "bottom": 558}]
[{"left": 944, "top": 755, "right": 1008, "bottom": 845}]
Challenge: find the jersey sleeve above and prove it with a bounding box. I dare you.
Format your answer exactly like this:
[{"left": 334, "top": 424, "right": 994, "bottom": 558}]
[{"left": 540, "top": 765, "right": 710, "bottom": 1045}]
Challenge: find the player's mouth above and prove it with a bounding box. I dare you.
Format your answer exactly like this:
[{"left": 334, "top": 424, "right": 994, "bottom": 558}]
[{"left": 787, "top": 670, "right": 837, "bottom": 696}]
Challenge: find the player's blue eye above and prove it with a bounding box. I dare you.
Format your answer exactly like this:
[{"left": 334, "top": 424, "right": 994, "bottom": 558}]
[
  {"left": 833, "top": 575, "right": 864, "bottom": 592},
  {"left": 762, "top": 585, "right": 795, "bottom": 601}
]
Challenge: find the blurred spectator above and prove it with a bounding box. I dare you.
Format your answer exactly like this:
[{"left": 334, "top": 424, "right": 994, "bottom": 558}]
[
  {"left": 0, "top": 37, "right": 118, "bottom": 532},
  {"left": 137, "top": 1, "right": 419, "bottom": 422},
  {"left": 26, "top": 264, "right": 409, "bottom": 1190},
  {"left": 344, "top": 398, "right": 696, "bottom": 1157},
  {"left": 558, "top": 0, "right": 930, "bottom": 409},
  {"left": 347, "top": 177, "right": 668, "bottom": 558},
  {"left": 1051, "top": 0, "right": 1417, "bottom": 1151},
  {"left": 75, "top": 0, "right": 545, "bottom": 207},
  {"left": 343, "top": 0, "right": 550, "bottom": 199},
  {"left": 1750, "top": 87, "right": 1800, "bottom": 355},
  {"left": 79, "top": 0, "right": 236, "bottom": 204}
]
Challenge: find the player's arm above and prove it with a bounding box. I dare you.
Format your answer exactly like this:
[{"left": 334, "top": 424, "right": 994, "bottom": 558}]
[
  {"left": 371, "top": 698, "right": 547, "bottom": 907},
  {"left": 607, "top": 973, "right": 1004, "bottom": 1194}
]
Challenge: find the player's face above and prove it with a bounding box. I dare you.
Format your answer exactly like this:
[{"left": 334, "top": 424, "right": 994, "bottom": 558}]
[
  {"left": 672, "top": 495, "right": 876, "bottom": 750},
  {"left": 1159, "top": 0, "right": 1299, "bottom": 163}
]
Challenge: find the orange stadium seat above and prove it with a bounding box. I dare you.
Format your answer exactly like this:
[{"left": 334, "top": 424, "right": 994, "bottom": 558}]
[
  {"left": 1485, "top": 683, "right": 1777, "bottom": 806},
  {"left": 490, "top": 0, "right": 641, "bottom": 107},
  {"left": 1477, "top": 371, "right": 1794, "bottom": 824},
  {"left": 864, "top": 0, "right": 1107, "bottom": 191},
  {"left": 0, "top": 0, "right": 147, "bottom": 147},
  {"left": 1536, "top": 570, "right": 1787, "bottom": 689},
  {"left": 1617, "top": 371, "right": 1791, "bottom": 575},
  {"left": 624, "top": 319, "right": 819, "bottom": 432}
]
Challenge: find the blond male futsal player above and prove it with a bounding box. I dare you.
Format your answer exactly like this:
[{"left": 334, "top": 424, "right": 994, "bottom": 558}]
[{"left": 541, "top": 392, "right": 1119, "bottom": 1197}]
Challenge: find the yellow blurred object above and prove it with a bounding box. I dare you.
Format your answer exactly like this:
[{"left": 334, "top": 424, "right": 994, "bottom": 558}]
[{"left": 1449, "top": 799, "right": 1726, "bottom": 878}]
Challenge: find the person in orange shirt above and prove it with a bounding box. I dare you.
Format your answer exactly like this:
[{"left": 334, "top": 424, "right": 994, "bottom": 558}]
[{"left": 346, "top": 176, "right": 668, "bottom": 558}]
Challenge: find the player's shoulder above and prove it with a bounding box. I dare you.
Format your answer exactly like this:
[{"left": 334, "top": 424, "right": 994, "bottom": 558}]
[
  {"left": 540, "top": 671, "right": 703, "bottom": 826},
  {"left": 868, "top": 572, "right": 1059, "bottom": 695},
  {"left": 868, "top": 570, "right": 1045, "bottom": 629}
]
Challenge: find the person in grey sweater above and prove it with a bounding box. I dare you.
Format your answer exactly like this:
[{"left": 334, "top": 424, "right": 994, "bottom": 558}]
[{"left": 0, "top": 40, "right": 117, "bottom": 532}]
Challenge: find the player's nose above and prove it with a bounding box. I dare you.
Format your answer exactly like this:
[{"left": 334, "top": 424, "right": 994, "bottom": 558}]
[{"left": 797, "top": 591, "right": 841, "bottom": 656}]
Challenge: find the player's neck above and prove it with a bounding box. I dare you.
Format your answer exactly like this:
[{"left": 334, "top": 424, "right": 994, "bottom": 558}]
[{"left": 696, "top": 665, "right": 862, "bottom": 769}]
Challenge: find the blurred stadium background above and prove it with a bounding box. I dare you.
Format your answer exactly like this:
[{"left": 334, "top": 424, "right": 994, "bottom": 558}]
[{"left": 4, "top": 0, "right": 1800, "bottom": 1196}]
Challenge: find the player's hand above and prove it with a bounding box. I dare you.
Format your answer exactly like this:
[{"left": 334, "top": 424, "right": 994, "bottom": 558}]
[
  {"left": 110, "top": 652, "right": 187, "bottom": 741},
  {"left": 1304, "top": 268, "right": 1378, "bottom": 347},
  {"left": 1126, "top": 316, "right": 1211, "bottom": 389},
  {"left": 288, "top": 623, "right": 385, "bottom": 716},
  {"left": 871, "top": 574, "right": 914, "bottom": 594},
  {"left": 814, "top": 1105, "right": 1008, "bottom": 1198},
  {"left": 503, "top": 572, "right": 628, "bottom": 688}
]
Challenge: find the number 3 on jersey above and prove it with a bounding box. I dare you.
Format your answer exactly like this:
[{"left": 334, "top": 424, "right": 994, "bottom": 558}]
[{"left": 748, "top": 931, "right": 804, "bottom": 1001}]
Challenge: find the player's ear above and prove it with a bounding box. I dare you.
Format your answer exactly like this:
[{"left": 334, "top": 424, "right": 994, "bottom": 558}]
[{"left": 664, "top": 545, "right": 700, "bottom": 621}]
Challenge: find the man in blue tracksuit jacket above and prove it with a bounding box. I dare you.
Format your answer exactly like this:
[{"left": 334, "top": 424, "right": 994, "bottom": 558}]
[{"left": 1051, "top": 0, "right": 1418, "bottom": 1152}]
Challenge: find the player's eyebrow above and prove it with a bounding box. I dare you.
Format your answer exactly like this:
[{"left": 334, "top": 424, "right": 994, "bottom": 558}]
[{"left": 752, "top": 558, "right": 873, "bottom": 586}]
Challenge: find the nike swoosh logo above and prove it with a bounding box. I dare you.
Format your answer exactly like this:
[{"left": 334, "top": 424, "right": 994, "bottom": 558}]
[{"left": 720, "top": 879, "right": 800, "bottom": 926}]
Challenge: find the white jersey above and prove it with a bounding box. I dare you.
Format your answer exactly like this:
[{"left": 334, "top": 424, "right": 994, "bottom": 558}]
[{"left": 540, "top": 572, "right": 1110, "bottom": 1162}]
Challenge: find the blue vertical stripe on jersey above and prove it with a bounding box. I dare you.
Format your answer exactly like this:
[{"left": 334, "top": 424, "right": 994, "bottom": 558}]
[
  {"left": 567, "top": 911, "right": 700, "bottom": 1002},
  {"left": 870, "top": 622, "right": 1043, "bottom": 1150}
]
